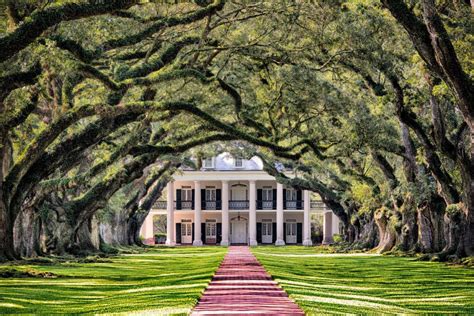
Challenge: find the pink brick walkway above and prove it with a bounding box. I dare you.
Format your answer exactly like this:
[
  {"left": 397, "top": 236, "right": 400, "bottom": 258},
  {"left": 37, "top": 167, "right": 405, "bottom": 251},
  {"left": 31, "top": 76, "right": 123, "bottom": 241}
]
[{"left": 191, "top": 246, "right": 304, "bottom": 315}]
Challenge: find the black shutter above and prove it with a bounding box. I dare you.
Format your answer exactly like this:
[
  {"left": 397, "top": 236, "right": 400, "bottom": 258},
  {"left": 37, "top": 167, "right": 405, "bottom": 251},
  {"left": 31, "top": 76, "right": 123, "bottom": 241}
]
[
  {"left": 216, "top": 189, "right": 222, "bottom": 210},
  {"left": 272, "top": 189, "right": 277, "bottom": 209},
  {"left": 283, "top": 189, "right": 287, "bottom": 210},
  {"left": 257, "top": 189, "right": 262, "bottom": 210},
  {"left": 272, "top": 223, "right": 277, "bottom": 243},
  {"left": 297, "top": 223, "right": 303, "bottom": 244},
  {"left": 175, "top": 223, "right": 181, "bottom": 244},
  {"left": 192, "top": 189, "right": 195, "bottom": 210},
  {"left": 297, "top": 190, "right": 303, "bottom": 210},
  {"left": 176, "top": 189, "right": 182, "bottom": 210},
  {"left": 283, "top": 222, "right": 287, "bottom": 243},
  {"left": 201, "top": 223, "right": 206, "bottom": 244},
  {"left": 217, "top": 223, "right": 222, "bottom": 244},
  {"left": 201, "top": 189, "right": 206, "bottom": 210},
  {"left": 192, "top": 223, "right": 195, "bottom": 242},
  {"left": 257, "top": 223, "right": 262, "bottom": 243}
]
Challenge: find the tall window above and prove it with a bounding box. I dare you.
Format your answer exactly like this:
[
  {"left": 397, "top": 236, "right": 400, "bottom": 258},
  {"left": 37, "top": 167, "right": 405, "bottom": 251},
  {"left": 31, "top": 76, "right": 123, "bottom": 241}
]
[
  {"left": 181, "top": 188, "right": 192, "bottom": 201},
  {"left": 203, "top": 157, "right": 214, "bottom": 168},
  {"left": 205, "top": 188, "right": 216, "bottom": 201},
  {"left": 234, "top": 157, "right": 243, "bottom": 168},
  {"left": 262, "top": 187, "right": 273, "bottom": 200},
  {"left": 286, "top": 189, "right": 297, "bottom": 201}
]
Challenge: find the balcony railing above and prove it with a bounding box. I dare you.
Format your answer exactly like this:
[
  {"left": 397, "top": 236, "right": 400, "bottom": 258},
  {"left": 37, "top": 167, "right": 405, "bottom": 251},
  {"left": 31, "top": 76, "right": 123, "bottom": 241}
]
[
  {"left": 257, "top": 200, "right": 275, "bottom": 210},
  {"left": 285, "top": 200, "right": 303, "bottom": 210},
  {"left": 176, "top": 200, "right": 193, "bottom": 210},
  {"left": 153, "top": 200, "right": 326, "bottom": 210},
  {"left": 153, "top": 200, "right": 167, "bottom": 209},
  {"left": 203, "top": 200, "right": 222, "bottom": 210},
  {"left": 310, "top": 201, "right": 325, "bottom": 209},
  {"left": 229, "top": 200, "right": 249, "bottom": 210}
]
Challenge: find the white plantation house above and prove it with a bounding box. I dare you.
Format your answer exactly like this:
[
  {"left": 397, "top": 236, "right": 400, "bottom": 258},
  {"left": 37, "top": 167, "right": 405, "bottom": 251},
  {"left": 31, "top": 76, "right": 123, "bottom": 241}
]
[{"left": 140, "top": 153, "right": 340, "bottom": 246}]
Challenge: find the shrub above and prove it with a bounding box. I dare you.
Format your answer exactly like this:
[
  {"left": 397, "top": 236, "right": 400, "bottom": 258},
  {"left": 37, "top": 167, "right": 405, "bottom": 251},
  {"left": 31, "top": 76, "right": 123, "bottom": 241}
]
[{"left": 333, "top": 234, "right": 343, "bottom": 243}]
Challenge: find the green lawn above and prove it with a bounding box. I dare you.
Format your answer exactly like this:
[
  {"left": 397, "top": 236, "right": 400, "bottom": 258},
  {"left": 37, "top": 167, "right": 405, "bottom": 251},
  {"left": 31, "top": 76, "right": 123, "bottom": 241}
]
[
  {"left": 252, "top": 246, "right": 474, "bottom": 315},
  {"left": 0, "top": 247, "right": 226, "bottom": 315}
]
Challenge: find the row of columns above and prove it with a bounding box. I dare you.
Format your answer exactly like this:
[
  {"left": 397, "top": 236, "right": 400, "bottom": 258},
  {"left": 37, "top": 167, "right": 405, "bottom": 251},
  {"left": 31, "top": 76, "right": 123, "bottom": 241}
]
[{"left": 164, "top": 180, "right": 325, "bottom": 246}]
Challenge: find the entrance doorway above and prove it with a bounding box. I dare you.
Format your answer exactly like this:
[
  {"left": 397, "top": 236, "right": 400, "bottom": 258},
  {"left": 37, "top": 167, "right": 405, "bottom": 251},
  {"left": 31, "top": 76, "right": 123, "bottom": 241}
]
[
  {"left": 231, "top": 217, "right": 248, "bottom": 244},
  {"left": 262, "top": 220, "right": 273, "bottom": 244},
  {"left": 181, "top": 220, "right": 192, "bottom": 244},
  {"left": 286, "top": 221, "right": 297, "bottom": 244},
  {"left": 205, "top": 220, "right": 217, "bottom": 244}
]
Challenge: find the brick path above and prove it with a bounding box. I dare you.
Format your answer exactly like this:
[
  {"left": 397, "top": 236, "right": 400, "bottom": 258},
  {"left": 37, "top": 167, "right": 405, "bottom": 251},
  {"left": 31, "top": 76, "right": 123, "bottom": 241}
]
[{"left": 191, "top": 246, "right": 304, "bottom": 315}]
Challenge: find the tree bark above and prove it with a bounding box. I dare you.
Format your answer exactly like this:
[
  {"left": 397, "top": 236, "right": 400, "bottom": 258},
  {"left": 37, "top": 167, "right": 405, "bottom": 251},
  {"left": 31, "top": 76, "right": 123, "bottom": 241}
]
[
  {"left": 443, "top": 204, "right": 465, "bottom": 258},
  {"left": 373, "top": 207, "right": 397, "bottom": 253},
  {"left": 417, "top": 195, "right": 445, "bottom": 253},
  {"left": 13, "top": 206, "right": 42, "bottom": 257},
  {"left": 398, "top": 196, "right": 418, "bottom": 251}
]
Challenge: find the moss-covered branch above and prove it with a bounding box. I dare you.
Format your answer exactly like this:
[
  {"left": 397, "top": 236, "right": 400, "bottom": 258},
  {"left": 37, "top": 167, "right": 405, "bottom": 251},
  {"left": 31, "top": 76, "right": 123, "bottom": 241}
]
[
  {"left": 102, "top": 0, "right": 224, "bottom": 51},
  {"left": 0, "top": 63, "right": 41, "bottom": 102},
  {"left": 0, "top": 0, "right": 139, "bottom": 62}
]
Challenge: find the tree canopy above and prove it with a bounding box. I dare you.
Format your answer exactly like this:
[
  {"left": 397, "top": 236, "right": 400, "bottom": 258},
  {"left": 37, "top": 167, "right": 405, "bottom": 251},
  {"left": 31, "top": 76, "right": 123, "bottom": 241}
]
[{"left": 0, "top": 0, "right": 472, "bottom": 261}]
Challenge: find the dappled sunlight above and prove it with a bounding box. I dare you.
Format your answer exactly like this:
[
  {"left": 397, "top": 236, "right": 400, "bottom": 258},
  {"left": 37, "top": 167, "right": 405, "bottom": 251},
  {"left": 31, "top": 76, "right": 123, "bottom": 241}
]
[
  {"left": 252, "top": 251, "right": 379, "bottom": 258},
  {"left": 279, "top": 279, "right": 383, "bottom": 292},
  {"left": 117, "top": 307, "right": 191, "bottom": 315},
  {"left": 0, "top": 248, "right": 226, "bottom": 314},
  {"left": 0, "top": 303, "right": 25, "bottom": 309},
  {"left": 119, "top": 283, "right": 207, "bottom": 293},
  {"left": 253, "top": 247, "right": 474, "bottom": 314},
  {"left": 293, "top": 294, "right": 415, "bottom": 313}
]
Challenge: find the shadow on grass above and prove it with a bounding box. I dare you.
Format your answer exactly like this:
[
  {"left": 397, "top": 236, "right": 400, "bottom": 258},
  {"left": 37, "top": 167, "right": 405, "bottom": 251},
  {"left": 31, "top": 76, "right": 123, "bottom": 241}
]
[
  {"left": 0, "top": 247, "right": 226, "bottom": 314},
  {"left": 252, "top": 246, "right": 474, "bottom": 315}
]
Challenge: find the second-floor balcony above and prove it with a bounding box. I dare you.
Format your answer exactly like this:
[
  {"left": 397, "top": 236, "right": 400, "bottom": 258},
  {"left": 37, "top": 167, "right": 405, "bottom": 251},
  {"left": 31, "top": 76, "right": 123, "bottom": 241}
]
[
  {"left": 229, "top": 200, "right": 249, "bottom": 210},
  {"left": 257, "top": 200, "right": 275, "bottom": 210},
  {"left": 202, "top": 200, "right": 222, "bottom": 210},
  {"left": 153, "top": 199, "right": 326, "bottom": 211},
  {"left": 285, "top": 200, "right": 303, "bottom": 210}
]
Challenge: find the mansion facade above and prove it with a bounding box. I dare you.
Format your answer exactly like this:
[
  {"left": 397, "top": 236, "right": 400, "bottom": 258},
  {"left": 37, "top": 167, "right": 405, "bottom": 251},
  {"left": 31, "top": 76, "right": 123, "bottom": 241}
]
[{"left": 140, "top": 153, "right": 339, "bottom": 246}]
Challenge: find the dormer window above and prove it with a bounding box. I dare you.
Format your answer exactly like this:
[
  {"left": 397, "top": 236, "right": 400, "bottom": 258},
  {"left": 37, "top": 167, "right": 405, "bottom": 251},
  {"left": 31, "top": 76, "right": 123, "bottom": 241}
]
[
  {"left": 203, "top": 157, "right": 214, "bottom": 168},
  {"left": 234, "top": 157, "right": 243, "bottom": 168}
]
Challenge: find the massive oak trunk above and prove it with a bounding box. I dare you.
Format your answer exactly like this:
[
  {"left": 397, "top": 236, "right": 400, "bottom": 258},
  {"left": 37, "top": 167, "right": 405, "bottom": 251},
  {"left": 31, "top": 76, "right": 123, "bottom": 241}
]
[
  {"left": 417, "top": 196, "right": 445, "bottom": 253},
  {"left": 373, "top": 207, "right": 397, "bottom": 253},
  {"left": 13, "top": 206, "right": 42, "bottom": 257},
  {"left": 73, "top": 217, "right": 100, "bottom": 254},
  {"left": 0, "top": 205, "right": 15, "bottom": 260},
  {"left": 443, "top": 204, "right": 466, "bottom": 258},
  {"left": 397, "top": 196, "right": 418, "bottom": 251}
]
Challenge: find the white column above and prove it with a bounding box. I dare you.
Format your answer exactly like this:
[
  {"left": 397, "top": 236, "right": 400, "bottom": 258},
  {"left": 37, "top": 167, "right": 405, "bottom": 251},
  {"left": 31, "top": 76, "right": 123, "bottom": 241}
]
[
  {"left": 322, "top": 211, "right": 334, "bottom": 244},
  {"left": 275, "top": 182, "right": 285, "bottom": 246},
  {"left": 165, "top": 181, "right": 175, "bottom": 246},
  {"left": 221, "top": 180, "right": 230, "bottom": 246},
  {"left": 303, "top": 190, "right": 313, "bottom": 246},
  {"left": 193, "top": 181, "right": 203, "bottom": 246},
  {"left": 249, "top": 180, "right": 257, "bottom": 246}
]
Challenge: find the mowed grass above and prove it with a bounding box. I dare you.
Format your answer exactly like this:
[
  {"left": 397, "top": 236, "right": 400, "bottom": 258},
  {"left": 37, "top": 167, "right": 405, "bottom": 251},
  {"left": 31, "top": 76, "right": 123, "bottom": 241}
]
[
  {"left": 0, "top": 247, "right": 226, "bottom": 315},
  {"left": 252, "top": 246, "right": 474, "bottom": 315}
]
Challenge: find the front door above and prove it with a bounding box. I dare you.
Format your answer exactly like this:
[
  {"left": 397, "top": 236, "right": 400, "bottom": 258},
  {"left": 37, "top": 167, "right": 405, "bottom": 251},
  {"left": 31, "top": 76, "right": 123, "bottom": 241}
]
[
  {"left": 205, "top": 221, "right": 217, "bottom": 244},
  {"left": 181, "top": 221, "right": 192, "bottom": 244},
  {"left": 286, "top": 222, "right": 297, "bottom": 244},
  {"left": 231, "top": 220, "right": 247, "bottom": 244},
  {"left": 262, "top": 222, "right": 273, "bottom": 244}
]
